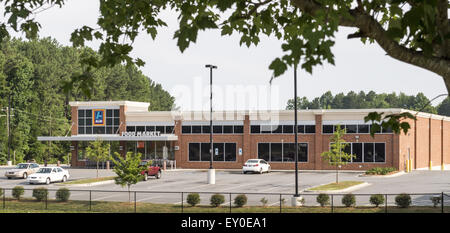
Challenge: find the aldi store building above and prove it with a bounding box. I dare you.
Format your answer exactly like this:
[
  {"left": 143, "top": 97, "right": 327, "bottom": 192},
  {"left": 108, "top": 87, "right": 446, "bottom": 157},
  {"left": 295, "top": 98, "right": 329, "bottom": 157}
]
[{"left": 38, "top": 101, "right": 450, "bottom": 171}]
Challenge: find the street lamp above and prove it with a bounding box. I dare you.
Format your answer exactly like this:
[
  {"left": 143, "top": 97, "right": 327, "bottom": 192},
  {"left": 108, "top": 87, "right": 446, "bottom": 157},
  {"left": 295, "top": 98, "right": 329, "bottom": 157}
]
[
  {"left": 291, "top": 63, "right": 303, "bottom": 206},
  {"left": 205, "top": 64, "right": 217, "bottom": 184}
]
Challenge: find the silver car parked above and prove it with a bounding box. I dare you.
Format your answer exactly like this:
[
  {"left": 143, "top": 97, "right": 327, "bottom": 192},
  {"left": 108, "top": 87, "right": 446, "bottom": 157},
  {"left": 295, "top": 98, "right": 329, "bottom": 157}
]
[{"left": 4, "top": 163, "right": 40, "bottom": 179}]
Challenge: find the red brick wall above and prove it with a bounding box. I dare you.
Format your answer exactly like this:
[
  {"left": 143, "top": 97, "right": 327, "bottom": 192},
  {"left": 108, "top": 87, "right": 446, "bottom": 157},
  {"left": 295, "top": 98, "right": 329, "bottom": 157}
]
[{"left": 71, "top": 106, "right": 78, "bottom": 135}]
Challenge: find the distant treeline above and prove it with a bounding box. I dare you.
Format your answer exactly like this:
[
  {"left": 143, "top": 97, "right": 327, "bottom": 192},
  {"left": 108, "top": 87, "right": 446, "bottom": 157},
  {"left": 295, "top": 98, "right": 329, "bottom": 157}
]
[
  {"left": 0, "top": 38, "right": 175, "bottom": 164},
  {"left": 286, "top": 91, "right": 450, "bottom": 116}
]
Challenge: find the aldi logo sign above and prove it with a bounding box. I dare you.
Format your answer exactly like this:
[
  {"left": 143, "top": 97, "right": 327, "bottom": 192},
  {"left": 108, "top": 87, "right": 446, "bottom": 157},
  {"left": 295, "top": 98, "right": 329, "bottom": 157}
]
[{"left": 93, "top": 109, "right": 105, "bottom": 126}]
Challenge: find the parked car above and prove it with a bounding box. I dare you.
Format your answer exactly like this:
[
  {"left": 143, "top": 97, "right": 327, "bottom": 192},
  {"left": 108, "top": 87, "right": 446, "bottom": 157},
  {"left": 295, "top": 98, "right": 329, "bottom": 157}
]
[
  {"left": 27, "top": 167, "right": 70, "bottom": 185},
  {"left": 242, "top": 159, "right": 271, "bottom": 174},
  {"left": 139, "top": 160, "right": 162, "bottom": 180},
  {"left": 4, "top": 163, "right": 40, "bottom": 179}
]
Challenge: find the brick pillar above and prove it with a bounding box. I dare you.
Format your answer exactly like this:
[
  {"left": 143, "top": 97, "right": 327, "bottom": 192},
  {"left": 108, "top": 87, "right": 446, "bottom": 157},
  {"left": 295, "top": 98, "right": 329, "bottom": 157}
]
[
  {"left": 314, "top": 114, "right": 323, "bottom": 170},
  {"left": 174, "top": 119, "right": 182, "bottom": 167},
  {"left": 71, "top": 106, "right": 78, "bottom": 135},
  {"left": 71, "top": 141, "right": 78, "bottom": 167},
  {"left": 243, "top": 114, "right": 251, "bottom": 164}
]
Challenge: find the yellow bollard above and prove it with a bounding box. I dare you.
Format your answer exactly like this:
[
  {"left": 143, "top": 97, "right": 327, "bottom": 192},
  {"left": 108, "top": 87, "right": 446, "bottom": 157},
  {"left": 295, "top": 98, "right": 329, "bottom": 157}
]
[
  {"left": 409, "top": 159, "right": 412, "bottom": 172},
  {"left": 406, "top": 160, "right": 410, "bottom": 173},
  {"left": 429, "top": 161, "right": 433, "bottom": 170},
  {"left": 441, "top": 163, "right": 445, "bottom": 171}
]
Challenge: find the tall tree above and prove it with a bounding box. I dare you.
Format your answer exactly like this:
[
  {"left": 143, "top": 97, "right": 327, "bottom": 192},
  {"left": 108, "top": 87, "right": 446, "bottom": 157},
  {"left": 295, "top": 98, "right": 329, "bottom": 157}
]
[
  {"left": 85, "top": 139, "right": 111, "bottom": 178},
  {"left": 112, "top": 151, "right": 145, "bottom": 203}
]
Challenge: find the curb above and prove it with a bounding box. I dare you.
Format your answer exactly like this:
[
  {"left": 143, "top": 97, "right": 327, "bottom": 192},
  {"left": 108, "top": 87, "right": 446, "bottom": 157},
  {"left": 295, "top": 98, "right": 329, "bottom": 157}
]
[
  {"left": 304, "top": 182, "right": 371, "bottom": 194},
  {"left": 56, "top": 180, "right": 115, "bottom": 187},
  {"left": 359, "top": 171, "right": 406, "bottom": 178}
]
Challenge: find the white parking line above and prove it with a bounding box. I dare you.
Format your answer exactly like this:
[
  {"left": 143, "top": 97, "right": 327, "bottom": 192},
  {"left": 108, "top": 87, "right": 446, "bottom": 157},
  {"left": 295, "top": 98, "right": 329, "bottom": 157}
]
[
  {"left": 137, "top": 195, "right": 164, "bottom": 202},
  {"left": 92, "top": 194, "right": 123, "bottom": 201}
]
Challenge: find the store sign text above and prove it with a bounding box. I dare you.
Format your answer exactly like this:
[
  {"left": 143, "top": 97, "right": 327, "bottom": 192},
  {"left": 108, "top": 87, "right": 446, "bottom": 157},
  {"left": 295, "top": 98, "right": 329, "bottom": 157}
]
[{"left": 121, "top": 131, "right": 161, "bottom": 137}]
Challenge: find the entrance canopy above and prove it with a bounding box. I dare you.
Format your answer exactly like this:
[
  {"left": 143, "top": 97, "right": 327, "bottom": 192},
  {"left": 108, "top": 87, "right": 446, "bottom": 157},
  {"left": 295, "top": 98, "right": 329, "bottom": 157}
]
[{"left": 37, "top": 134, "right": 178, "bottom": 141}]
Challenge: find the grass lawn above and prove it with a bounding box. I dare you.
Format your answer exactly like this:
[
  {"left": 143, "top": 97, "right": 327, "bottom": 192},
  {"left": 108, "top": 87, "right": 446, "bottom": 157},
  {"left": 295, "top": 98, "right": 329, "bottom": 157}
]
[
  {"left": 58, "top": 176, "right": 116, "bottom": 185},
  {"left": 308, "top": 181, "right": 364, "bottom": 191},
  {"left": 0, "top": 198, "right": 447, "bottom": 213}
]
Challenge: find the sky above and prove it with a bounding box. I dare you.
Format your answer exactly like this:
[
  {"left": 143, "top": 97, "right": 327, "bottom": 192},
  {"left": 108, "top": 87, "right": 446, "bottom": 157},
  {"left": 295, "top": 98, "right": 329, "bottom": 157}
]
[{"left": 5, "top": 0, "right": 449, "bottom": 111}]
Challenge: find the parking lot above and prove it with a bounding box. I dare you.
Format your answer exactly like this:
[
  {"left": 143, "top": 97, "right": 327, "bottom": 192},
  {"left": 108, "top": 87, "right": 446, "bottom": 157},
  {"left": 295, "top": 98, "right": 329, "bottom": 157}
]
[{"left": 1, "top": 167, "right": 450, "bottom": 207}]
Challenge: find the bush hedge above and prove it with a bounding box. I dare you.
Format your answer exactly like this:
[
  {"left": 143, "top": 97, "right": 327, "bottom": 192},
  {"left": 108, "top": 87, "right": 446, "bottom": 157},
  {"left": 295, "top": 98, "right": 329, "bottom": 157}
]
[
  {"left": 316, "top": 193, "right": 330, "bottom": 207},
  {"left": 56, "top": 188, "right": 71, "bottom": 202},
  {"left": 32, "top": 187, "right": 49, "bottom": 202},
  {"left": 395, "top": 193, "right": 411, "bottom": 208},
  {"left": 341, "top": 193, "right": 356, "bottom": 207},
  {"left": 210, "top": 194, "right": 225, "bottom": 207},
  {"left": 365, "top": 167, "right": 397, "bottom": 175},
  {"left": 12, "top": 186, "right": 24, "bottom": 200},
  {"left": 187, "top": 193, "right": 201, "bottom": 207},
  {"left": 234, "top": 194, "right": 248, "bottom": 208},
  {"left": 369, "top": 194, "right": 385, "bottom": 207}
]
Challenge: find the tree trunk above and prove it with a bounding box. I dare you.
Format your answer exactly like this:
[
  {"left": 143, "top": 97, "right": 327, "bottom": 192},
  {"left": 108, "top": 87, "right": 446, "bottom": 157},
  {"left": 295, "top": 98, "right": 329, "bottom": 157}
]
[
  {"left": 128, "top": 185, "right": 131, "bottom": 203},
  {"left": 336, "top": 165, "right": 339, "bottom": 184},
  {"left": 96, "top": 162, "right": 99, "bottom": 178}
]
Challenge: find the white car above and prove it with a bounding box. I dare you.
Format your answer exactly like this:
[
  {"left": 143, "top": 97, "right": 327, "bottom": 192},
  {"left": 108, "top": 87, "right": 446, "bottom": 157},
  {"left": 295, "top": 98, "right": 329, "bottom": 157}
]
[
  {"left": 242, "top": 159, "right": 271, "bottom": 174},
  {"left": 27, "top": 167, "right": 70, "bottom": 185}
]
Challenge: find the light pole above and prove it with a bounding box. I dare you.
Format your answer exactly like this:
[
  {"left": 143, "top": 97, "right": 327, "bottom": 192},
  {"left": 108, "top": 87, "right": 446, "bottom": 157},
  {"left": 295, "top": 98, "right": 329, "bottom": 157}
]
[
  {"left": 205, "top": 64, "right": 217, "bottom": 184},
  {"left": 291, "top": 63, "right": 303, "bottom": 206}
]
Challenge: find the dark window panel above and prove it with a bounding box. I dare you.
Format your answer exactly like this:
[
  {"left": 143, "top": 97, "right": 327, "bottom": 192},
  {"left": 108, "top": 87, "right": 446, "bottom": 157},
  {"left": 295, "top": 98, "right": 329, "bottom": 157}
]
[
  {"left": 298, "top": 143, "right": 308, "bottom": 162},
  {"left": 358, "top": 124, "right": 369, "bottom": 134},
  {"left": 375, "top": 143, "right": 385, "bottom": 162},
  {"left": 346, "top": 125, "right": 357, "bottom": 134},
  {"left": 78, "top": 127, "right": 85, "bottom": 134},
  {"left": 272, "top": 125, "right": 282, "bottom": 134},
  {"left": 213, "top": 143, "right": 224, "bottom": 161},
  {"left": 283, "top": 125, "right": 293, "bottom": 134},
  {"left": 223, "top": 125, "right": 233, "bottom": 134},
  {"left": 85, "top": 127, "right": 92, "bottom": 134},
  {"left": 156, "top": 126, "right": 165, "bottom": 133},
  {"left": 382, "top": 126, "right": 393, "bottom": 133},
  {"left": 78, "top": 118, "right": 85, "bottom": 126},
  {"left": 233, "top": 125, "right": 244, "bottom": 134},
  {"left": 85, "top": 118, "right": 92, "bottom": 126},
  {"left": 323, "top": 125, "right": 334, "bottom": 134},
  {"left": 225, "top": 143, "right": 236, "bottom": 161},
  {"left": 202, "top": 125, "right": 211, "bottom": 134},
  {"left": 271, "top": 143, "right": 282, "bottom": 161},
  {"left": 113, "top": 127, "right": 119, "bottom": 134},
  {"left": 113, "top": 118, "right": 119, "bottom": 126},
  {"left": 182, "top": 126, "right": 191, "bottom": 134},
  {"left": 201, "top": 143, "right": 211, "bottom": 161},
  {"left": 106, "top": 127, "right": 113, "bottom": 134},
  {"left": 78, "top": 110, "right": 85, "bottom": 118},
  {"left": 126, "top": 126, "right": 136, "bottom": 133},
  {"left": 283, "top": 143, "right": 295, "bottom": 162},
  {"left": 352, "top": 143, "right": 363, "bottom": 162},
  {"left": 305, "top": 125, "right": 315, "bottom": 134},
  {"left": 251, "top": 125, "right": 260, "bottom": 134},
  {"left": 297, "top": 125, "right": 305, "bottom": 134},
  {"left": 106, "top": 118, "right": 112, "bottom": 126},
  {"left": 189, "top": 143, "right": 200, "bottom": 161},
  {"left": 106, "top": 109, "right": 113, "bottom": 118},
  {"left": 191, "top": 126, "right": 202, "bottom": 134},
  {"left": 85, "top": 110, "right": 92, "bottom": 118},
  {"left": 165, "top": 126, "right": 174, "bottom": 134},
  {"left": 136, "top": 126, "right": 145, "bottom": 132},
  {"left": 342, "top": 143, "right": 352, "bottom": 162},
  {"left": 93, "top": 126, "right": 105, "bottom": 134},
  {"left": 213, "top": 125, "right": 223, "bottom": 134},
  {"left": 146, "top": 126, "right": 156, "bottom": 132},
  {"left": 364, "top": 143, "right": 374, "bottom": 162},
  {"left": 261, "top": 125, "right": 272, "bottom": 134},
  {"left": 258, "top": 143, "right": 270, "bottom": 162},
  {"left": 114, "top": 109, "right": 120, "bottom": 118}
]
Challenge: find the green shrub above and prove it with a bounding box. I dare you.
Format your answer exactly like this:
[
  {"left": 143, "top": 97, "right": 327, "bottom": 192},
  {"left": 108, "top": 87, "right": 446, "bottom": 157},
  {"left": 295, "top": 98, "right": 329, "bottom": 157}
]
[
  {"left": 341, "top": 193, "right": 356, "bottom": 207},
  {"left": 395, "top": 193, "right": 411, "bottom": 208},
  {"left": 0, "top": 188, "right": 3, "bottom": 197},
  {"left": 32, "top": 187, "right": 49, "bottom": 202},
  {"left": 430, "top": 196, "right": 441, "bottom": 208},
  {"left": 210, "top": 194, "right": 225, "bottom": 207},
  {"left": 369, "top": 194, "right": 385, "bottom": 207},
  {"left": 316, "top": 193, "right": 330, "bottom": 207},
  {"left": 186, "top": 193, "right": 201, "bottom": 207},
  {"left": 12, "top": 186, "right": 24, "bottom": 200},
  {"left": 234, "top": 194, "right": 247, "bottom": 208},
  {"left": 260, "top": 197, "right": 268, "bottom": 207},
  {"left": 365, "top": 167, "right": 397, "bottom": 175},
  {"left": 56, "top": 188, "right": 71, "bottom": 202}
]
